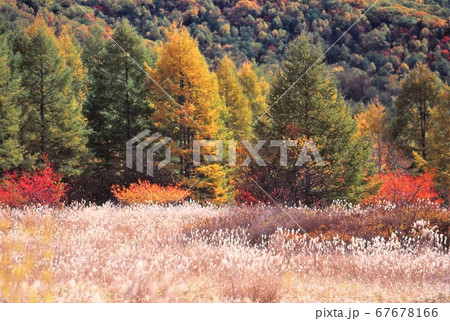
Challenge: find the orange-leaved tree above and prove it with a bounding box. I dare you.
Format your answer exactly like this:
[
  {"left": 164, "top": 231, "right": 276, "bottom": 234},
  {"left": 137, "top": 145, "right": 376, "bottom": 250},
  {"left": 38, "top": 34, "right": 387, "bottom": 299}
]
[{"left": 112, "top": 180, "right": 189, "bottom": 205}]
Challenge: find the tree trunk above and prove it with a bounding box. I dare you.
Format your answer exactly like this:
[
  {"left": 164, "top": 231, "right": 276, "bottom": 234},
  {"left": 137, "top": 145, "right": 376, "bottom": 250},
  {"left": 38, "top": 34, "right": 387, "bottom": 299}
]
[
  {"left": 125, "top": 54, "right": 132, "bottom": 140},
  {"left": 39, "top": 62, "right": 46, "bottom": 155}
]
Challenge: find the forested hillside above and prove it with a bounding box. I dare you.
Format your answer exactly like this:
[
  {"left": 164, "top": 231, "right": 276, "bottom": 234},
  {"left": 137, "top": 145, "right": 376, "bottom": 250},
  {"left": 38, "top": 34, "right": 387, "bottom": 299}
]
[
  {"left": 2, "top": 1, "right": 450, "bottom": 306},
  {"left": 1, "top": 0, "right": 449, "bottom": 107},
  {"left": 0, "top": 0, "right": 449, "bottom": 204}
]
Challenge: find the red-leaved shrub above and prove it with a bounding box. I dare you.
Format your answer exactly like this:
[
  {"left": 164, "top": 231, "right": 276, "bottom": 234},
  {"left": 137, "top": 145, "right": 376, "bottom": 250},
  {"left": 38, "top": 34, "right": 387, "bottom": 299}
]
[
  {"left": 363, "top": 170, "right": 441, "bottom": 206},
  {"left": 235, "top": 188, "right": 262, "bottom": 204},
  {"left": 0, "top": 164, "right": 68, "bottom": 208},
  {"left": 112, "top": 180, "right": 189, "bottom": 205}
]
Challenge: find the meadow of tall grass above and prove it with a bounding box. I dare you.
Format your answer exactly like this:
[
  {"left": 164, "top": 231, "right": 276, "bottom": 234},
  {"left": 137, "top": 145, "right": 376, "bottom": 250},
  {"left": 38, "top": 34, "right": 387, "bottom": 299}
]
[{"left": 0, "top": 202, "right": 448, "bottom": 302}]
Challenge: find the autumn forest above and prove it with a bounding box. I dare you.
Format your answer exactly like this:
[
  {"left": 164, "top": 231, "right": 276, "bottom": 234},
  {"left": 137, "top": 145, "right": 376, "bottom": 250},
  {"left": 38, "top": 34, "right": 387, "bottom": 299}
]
[{"left": 0, "top": 0, "right": 449, "bottom": 304}]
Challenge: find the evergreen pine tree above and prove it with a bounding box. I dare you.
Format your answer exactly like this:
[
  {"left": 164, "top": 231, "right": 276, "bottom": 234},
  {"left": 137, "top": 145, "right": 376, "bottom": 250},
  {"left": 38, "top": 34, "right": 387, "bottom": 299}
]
[
  {"left": 0, "top": 35, "right": 23, "bottom": 171},
  {"left": 393, "top": 62, "right": 442, "bottom": 160},
  {"left": 83, "top": 20, "right": 153, "bottom": 171},
  {"left": 14, "top": 17, "right": 90, "bottom": 175},
  {"left": 82, "top": 28, "right": 110, "bottom": 168},
  {"left": 414, "top": 84, "right": 450, "bottom": 194},
  {"left": 256, "top": 33, "right": 372, "bottom": 205}
]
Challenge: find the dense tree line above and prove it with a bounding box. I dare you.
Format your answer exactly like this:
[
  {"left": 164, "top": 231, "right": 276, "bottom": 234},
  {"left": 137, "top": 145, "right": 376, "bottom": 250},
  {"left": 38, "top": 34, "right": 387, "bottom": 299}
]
[{"left": 0, "top": 7, "right": 449, "bottom": 204}]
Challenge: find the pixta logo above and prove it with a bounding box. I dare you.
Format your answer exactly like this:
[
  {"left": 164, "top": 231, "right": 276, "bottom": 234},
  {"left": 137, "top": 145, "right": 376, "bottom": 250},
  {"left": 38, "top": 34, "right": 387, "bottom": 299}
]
[
  {"left": 126, "top": 130, "right": 172, "bottom": 176},
  {"left": 126, "top": 130, "right": 325, "bottom": 177}
]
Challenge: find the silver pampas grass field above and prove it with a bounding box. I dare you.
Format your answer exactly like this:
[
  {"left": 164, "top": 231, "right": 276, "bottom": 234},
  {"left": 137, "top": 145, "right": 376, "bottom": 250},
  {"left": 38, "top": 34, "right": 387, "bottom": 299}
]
[{"left": 0, "top": 202, "right": 448, "bottom": 302}]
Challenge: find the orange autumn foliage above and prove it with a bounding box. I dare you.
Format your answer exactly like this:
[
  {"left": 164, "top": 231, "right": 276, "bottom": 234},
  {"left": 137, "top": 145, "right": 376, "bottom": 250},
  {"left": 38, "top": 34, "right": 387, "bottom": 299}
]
[
  {"left": 363, "top": 170, "right": 441, "bottom": 206},
  {"left": 112, "top": 180, "right": 189, "bottom": 205}
]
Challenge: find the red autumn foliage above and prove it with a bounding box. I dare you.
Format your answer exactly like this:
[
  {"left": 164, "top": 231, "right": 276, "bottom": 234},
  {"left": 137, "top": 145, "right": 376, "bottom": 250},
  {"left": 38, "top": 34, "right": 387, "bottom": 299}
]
[
  {"left": 92, "top": 5, "right": 104, "bottom": 11},
  {"left": 363, "top": 170, "right": 441, "bottom": 206},
  {"left": 235, "top": 188, "right": 261, "bottom": 204},
  {"left": 0, "top": 163, "right": 68, "bottom": 208}
]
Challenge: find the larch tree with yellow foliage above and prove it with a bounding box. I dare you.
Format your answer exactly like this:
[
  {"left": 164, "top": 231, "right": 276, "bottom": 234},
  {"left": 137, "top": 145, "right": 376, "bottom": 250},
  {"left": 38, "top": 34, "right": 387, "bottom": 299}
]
[
  {"left": 355, "top": 99, "right": 388, "bottom": 174},
  {"left": 148, "top": 24, "right": 230, "bottom": 203},
  {"left": 216, "top": 55, "right": 252, "bottom": 139},
  {"left": 57, "top": 26, "right": 87, "bottom": 107},
  {"left": 237, "top": 61, "right": 269, "bottom": 125}
]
